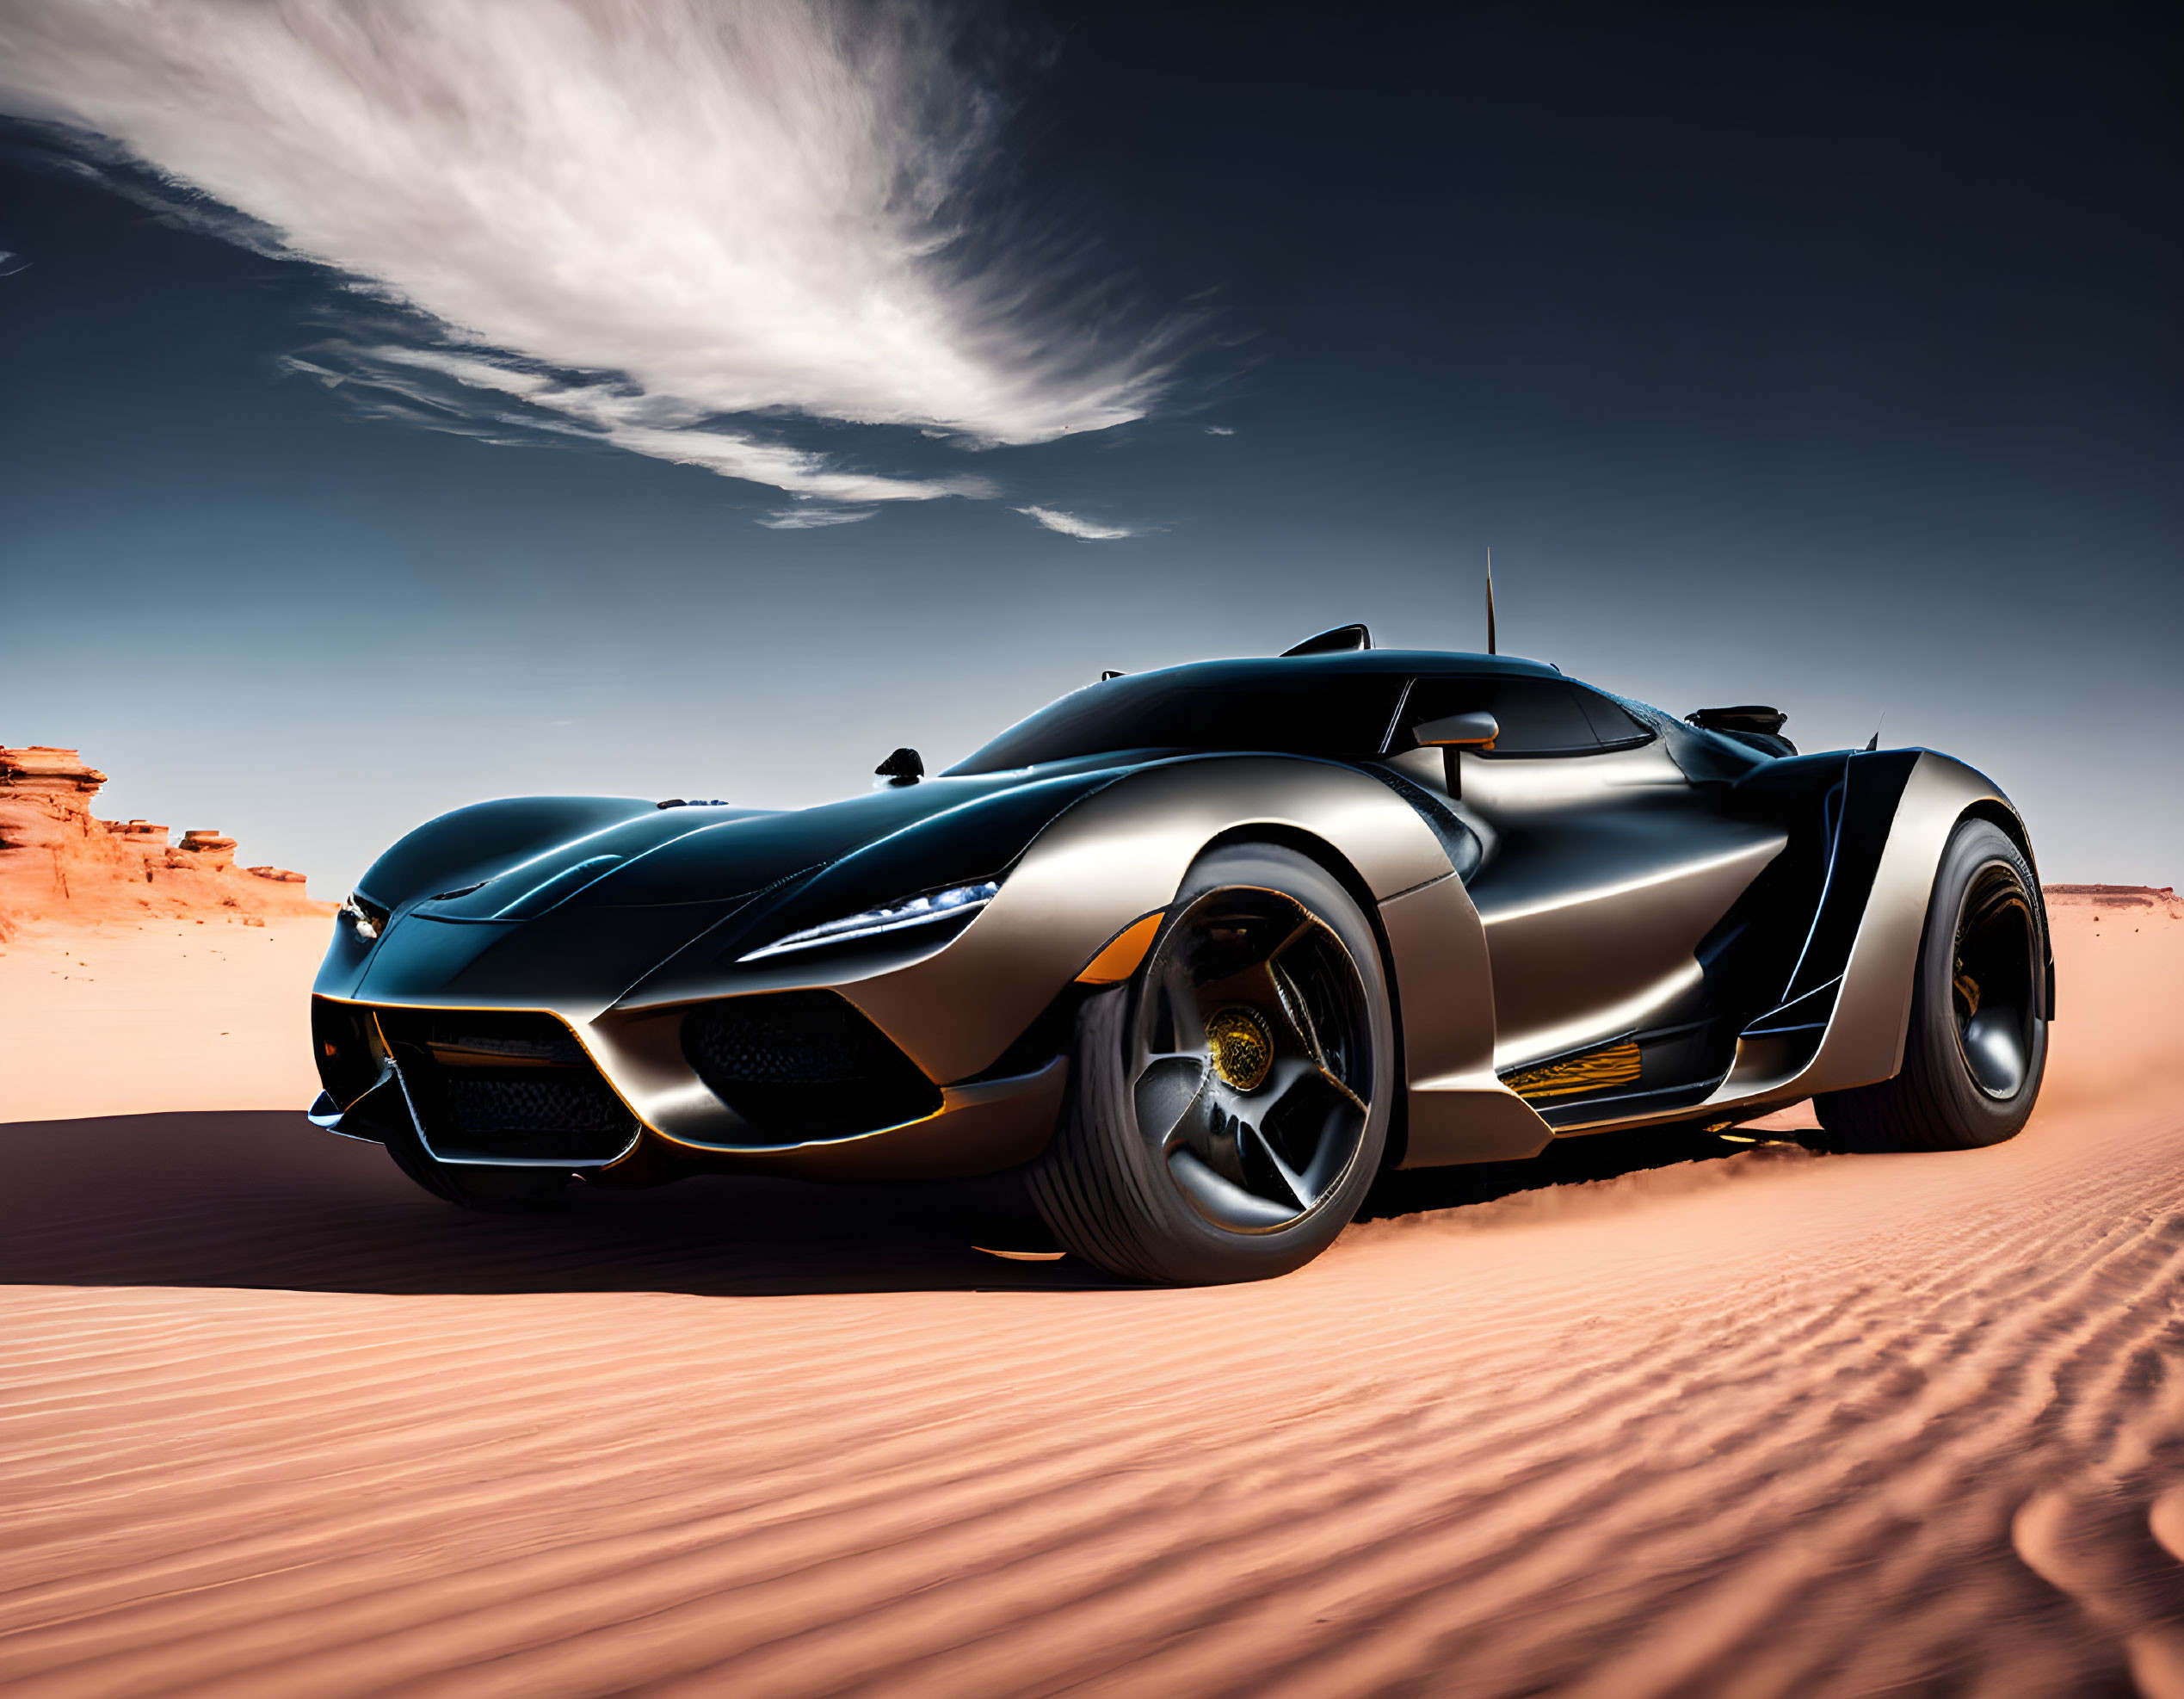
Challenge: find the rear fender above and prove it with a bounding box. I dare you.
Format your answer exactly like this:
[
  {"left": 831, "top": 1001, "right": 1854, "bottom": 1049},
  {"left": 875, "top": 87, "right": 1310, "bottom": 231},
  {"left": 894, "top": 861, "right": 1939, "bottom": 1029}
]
[{"left": 1709, "top": 751, "right": 2029, "bottom": 1105}]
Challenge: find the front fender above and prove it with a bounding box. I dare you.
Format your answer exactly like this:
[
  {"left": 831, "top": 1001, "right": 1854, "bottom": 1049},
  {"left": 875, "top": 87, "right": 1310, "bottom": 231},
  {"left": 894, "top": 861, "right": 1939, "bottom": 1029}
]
[
  {"left": 840, "top": 756, "right": 1456, "bottom": 1084},
  {"left": 836, "top": 758, "right": 1543, "bottom": 1166}
]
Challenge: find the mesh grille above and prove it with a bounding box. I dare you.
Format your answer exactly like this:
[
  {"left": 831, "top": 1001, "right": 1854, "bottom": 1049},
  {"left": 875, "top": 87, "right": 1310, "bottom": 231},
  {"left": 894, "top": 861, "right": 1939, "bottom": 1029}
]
[
  {"left": 682, "top": 991, "right": 940, "bottom": 1143},
  {"left": 376, "top": 1008, "right": 638, "bottom": 1164},
  {"left": 437, "top": 1073, "right": 630, "bottom": 1134}
]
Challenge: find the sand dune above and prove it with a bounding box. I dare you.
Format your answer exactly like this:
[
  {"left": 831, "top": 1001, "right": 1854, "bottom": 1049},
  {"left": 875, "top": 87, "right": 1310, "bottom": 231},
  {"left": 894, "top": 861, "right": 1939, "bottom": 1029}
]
[{"left": 2, "top": 894, "right": 2181, "bottom": 1696}]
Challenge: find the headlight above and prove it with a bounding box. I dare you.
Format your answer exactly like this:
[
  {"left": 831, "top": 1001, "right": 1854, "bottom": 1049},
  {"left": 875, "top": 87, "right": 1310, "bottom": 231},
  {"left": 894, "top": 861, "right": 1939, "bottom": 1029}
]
[
  {"left": 338, "top": 893, "right": 390, "bottom": 942},
  {"left": 739, "top": 880, "right": 1000, "bottom": 962}
]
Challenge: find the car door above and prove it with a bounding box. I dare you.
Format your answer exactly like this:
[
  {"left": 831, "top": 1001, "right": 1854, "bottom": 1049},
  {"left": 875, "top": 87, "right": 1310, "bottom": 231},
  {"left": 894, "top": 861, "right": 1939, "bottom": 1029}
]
[{"left": 1386, "top": 673, "right": 1788, "bottom": 1111}]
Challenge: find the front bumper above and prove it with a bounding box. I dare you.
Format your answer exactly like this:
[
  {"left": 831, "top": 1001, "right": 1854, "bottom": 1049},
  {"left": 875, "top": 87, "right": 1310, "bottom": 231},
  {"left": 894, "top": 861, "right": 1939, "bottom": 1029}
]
[{"left": 308, "top": 991, "right": 1069, "bottom": 1183}]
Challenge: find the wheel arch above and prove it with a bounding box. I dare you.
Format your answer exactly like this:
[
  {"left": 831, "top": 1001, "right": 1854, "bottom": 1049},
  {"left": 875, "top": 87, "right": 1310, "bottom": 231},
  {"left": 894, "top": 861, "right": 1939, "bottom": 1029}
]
[
  {"left": 1195, "top": 820, "right": 1382, "bottom": 916},
  {"left": 1959, "top": 796, "right": 2038, "bottom": 879},
  {"left": 1184, "top": 815, "right": 1546, "bottom": 1172}
]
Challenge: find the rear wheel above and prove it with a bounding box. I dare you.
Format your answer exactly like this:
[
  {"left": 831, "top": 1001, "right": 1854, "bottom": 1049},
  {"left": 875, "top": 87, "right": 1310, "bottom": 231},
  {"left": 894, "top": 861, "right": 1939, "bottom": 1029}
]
[
  {"left": 1815, "top": 819, "right": 2048, "bottom": 1152},
  {"left": 1029, "top": 845, "right": 1392, "bottom": 1283}
]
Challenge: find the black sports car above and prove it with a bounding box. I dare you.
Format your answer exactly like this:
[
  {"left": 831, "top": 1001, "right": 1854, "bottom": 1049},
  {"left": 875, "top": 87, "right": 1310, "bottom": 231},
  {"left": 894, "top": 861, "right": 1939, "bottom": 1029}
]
[{"left": 309, "top": 626, "right": 2051, "bottom": 1282}]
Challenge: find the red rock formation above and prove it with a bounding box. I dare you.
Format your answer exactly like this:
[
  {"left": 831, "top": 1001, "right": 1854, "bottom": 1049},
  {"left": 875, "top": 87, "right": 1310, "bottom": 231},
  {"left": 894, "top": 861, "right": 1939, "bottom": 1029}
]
[
  {"left": 2046, "top": 885, "right": 2184, "bottom": 920},
  {"left": 1, "top": 746, "right": 108, "bottom": 793},
  {"left": 174, "top": 830, "right": 239, "bottom": 869},
  {"left": 0, "top": 744, "right": 331, "bottom": 935}
]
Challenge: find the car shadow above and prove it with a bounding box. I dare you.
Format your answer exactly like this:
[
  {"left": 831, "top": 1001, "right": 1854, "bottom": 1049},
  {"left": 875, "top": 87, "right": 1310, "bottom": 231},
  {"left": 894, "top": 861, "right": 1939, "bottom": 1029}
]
[{"left": 0, "top": 1110, "right": 1797, "bottom": 1299}]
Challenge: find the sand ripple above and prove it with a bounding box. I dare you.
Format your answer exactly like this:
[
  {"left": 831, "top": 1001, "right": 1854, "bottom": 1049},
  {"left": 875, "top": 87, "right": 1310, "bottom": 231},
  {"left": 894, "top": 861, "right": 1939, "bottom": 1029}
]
[{"left": 0, "top": 897, "right": 2179, "bottom": 1696}]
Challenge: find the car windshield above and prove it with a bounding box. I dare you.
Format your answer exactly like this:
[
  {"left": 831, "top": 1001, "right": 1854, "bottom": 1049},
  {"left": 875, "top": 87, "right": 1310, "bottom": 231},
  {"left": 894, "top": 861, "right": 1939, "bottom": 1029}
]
[{"left": 948, "top": 667, "right": 1408, "bottom": 775}]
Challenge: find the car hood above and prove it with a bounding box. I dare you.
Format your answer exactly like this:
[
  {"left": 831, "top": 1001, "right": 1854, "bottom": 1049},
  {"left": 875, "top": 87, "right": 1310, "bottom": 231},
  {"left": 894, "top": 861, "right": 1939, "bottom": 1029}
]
[
  {"left": 407, "top": 767, "right": 1107, "bottom": 919},
  {"left": 340, "top": 761, "right": 1133, "bottom": 1010}
]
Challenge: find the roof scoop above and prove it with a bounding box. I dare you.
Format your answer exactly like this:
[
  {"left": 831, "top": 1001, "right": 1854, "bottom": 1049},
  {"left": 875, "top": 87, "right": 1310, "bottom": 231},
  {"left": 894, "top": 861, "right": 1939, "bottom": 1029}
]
[
  {"left": 1685, "top": 705, "right": 1787, "bottom": 736},
  {"left": 1686, "top": 705, "right": 1798, "bottom": 757},
  {"left": 1280, "top": 623, "right": 1372, "bottom": 657}
]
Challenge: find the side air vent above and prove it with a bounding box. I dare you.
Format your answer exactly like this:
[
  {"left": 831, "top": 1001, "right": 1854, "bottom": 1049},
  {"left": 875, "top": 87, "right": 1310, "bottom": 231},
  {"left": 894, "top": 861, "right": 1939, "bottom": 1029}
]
[
  {"left": 1501, "top": 1022, "right": 1735, "bottom": 1128},
  {"left": 376, "top": 1008, "right": 639, "bottom": 1165},
  {"left": 682, "top": 991, "right": 941, "bottom": 1144},
  {"left": 1504, "top": 1041, "right": 1642, "bottom": 1101}
]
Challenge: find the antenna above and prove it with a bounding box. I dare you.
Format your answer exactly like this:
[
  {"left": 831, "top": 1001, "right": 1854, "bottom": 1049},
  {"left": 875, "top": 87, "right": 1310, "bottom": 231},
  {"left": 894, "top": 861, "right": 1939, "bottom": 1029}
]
[
  {"left": 1485, "top": 548, "right": 1497, "bottom": 656},
  {"left": 1864, "top": 711, "right": 1885, "bottom": 753}
]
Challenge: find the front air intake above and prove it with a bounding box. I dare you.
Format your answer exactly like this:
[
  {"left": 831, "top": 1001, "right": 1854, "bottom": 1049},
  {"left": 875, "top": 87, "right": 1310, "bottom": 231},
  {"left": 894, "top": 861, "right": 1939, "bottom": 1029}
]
[
  {"left": 681, "top": 991, "right": 941, "bottom": 1143},
  {"left": 375, "top": 1008, "right": 639, "bottom": 1165},
  {"left": 312, "top": 997, "right": 389, "bottom": 1110}
]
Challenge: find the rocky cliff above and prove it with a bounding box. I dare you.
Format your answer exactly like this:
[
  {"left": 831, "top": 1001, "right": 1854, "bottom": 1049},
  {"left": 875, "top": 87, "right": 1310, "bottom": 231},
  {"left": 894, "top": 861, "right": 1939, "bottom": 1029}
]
[
  {"left": 2045, "top": 884, "right": 2184, "bottom": 921},
  {"left": 0, "top": 745, "right": 331, "bottom": 938}
]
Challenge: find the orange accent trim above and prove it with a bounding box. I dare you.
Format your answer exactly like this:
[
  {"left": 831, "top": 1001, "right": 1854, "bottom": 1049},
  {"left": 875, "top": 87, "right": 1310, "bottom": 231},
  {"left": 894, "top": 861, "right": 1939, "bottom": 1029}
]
[
  {"left": 1504, "top": 1040, "right": 1642, "bottom": 1101},
  {"left": 1075, "top": 911, "right": 1165, "bottom": 985}
]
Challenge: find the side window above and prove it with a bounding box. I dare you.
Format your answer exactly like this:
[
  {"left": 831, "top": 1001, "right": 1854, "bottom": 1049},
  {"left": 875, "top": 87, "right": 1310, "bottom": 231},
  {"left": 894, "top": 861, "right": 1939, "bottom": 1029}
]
[
  {"left": 1570, "top": 685, "right": 1655, "bottom": 750},
  {"left": 1404, "top": 677, "right": 1602, "bottom": 757}
]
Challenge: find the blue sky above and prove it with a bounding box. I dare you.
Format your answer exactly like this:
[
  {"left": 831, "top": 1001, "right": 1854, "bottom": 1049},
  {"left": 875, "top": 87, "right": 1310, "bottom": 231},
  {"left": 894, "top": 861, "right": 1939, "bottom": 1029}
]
[{"left": 2, "top": 2, "right": 2177, "bottom": 893}]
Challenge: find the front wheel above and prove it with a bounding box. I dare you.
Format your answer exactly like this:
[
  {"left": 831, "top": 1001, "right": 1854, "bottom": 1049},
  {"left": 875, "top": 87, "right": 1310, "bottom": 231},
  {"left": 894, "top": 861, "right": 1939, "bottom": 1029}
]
[
  {"left": 1815, "top": 819, "right": 2049, "bottom": 1152},
  {"left": 1029, "top": 844, "right": 1393, "bottom": 1283}
]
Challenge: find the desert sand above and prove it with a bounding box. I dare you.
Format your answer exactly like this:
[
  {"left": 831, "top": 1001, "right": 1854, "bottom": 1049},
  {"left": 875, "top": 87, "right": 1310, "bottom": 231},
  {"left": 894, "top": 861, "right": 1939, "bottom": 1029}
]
[
  {"left": 0, "top": 917, "right": 330, "bottom": 1122},
  {"left": 3, "top": 887, "right": 2182, "bottom": 1696}
]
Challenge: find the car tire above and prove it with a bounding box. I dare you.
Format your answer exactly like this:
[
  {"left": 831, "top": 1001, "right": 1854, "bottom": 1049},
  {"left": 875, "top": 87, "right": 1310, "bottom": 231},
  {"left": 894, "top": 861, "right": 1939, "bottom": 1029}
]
[
  {"left": 1028, "top": 844, "right": 1393, "bottom": 1283},
  {"left": 1814, "top": 819, "right": 2049, "bottom": 1152},
  {"left": 379, "top": 1106, "right": 572, "bottom": 1210}
]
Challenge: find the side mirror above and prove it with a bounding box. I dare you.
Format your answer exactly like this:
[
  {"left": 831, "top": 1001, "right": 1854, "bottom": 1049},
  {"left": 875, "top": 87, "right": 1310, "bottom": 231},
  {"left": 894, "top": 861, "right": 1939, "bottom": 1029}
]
[
  {"left": 1411, "top": 711, "right": 1498, "bottom": 751},
  {"left": 875, "top": 746, "right": 924, "bottom": 786}
]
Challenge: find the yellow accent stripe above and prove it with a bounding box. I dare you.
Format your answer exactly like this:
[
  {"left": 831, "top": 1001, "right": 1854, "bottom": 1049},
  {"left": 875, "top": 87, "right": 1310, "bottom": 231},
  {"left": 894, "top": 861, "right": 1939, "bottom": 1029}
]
[
  {"left": 1076, "top": 911, "right": 1165, "bottom": 985},
  {"left": 1504, "top": 1040, "right": 1643, "bottom": 1101}
]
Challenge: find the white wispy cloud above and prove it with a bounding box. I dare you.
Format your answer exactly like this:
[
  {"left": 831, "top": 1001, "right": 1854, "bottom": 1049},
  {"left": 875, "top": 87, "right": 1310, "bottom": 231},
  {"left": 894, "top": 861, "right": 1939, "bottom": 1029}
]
[
  {"left": 0, "top": 0, "right": 1170, "bottom": 506},
  {"left": 1018, "top": 506, "right": 1133, "bottom": 541},
  {"left": 1205, "top": 425, "right": 1235, "bottom": 436},
  {"left": 758, "top": 506, "right": 879, "bottom": 529},
  {"left": 328, "top": 343, "right": 996, "bottom": 503}
]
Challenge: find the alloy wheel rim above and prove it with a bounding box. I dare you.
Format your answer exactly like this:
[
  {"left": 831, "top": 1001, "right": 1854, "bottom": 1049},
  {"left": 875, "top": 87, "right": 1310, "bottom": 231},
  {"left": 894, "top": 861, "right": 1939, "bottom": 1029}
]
[
  {"left": 1951, "top": 862, "right": 2039, "bottom": 1101},
  {"left": 1130, "top": 884, "right": 1375, "bottom": 1233}
]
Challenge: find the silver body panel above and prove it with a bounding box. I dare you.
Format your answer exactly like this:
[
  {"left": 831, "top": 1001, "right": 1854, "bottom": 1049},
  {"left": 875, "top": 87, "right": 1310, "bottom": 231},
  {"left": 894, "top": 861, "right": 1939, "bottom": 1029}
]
[{"left": 1451, "top": 741, "right": 1791, "bottom": 1072}]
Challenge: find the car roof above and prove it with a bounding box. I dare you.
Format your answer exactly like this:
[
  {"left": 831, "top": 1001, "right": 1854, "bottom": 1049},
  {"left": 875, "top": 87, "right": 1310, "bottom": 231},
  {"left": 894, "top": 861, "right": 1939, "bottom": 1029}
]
[{"left": 1117, "top": 650, "right": 1568, "bottom": 688}]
